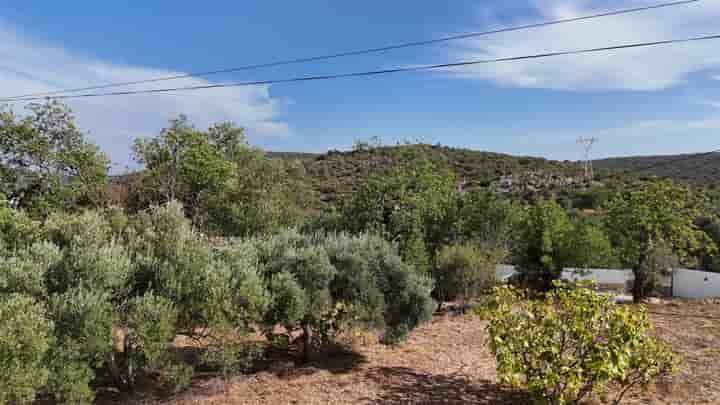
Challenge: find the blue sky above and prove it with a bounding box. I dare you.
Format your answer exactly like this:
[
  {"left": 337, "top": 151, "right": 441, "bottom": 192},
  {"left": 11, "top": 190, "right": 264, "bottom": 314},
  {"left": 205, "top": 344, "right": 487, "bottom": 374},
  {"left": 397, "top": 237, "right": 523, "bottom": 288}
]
[{"left": 1, "top": 0, "right": 719, "bottom": 170}]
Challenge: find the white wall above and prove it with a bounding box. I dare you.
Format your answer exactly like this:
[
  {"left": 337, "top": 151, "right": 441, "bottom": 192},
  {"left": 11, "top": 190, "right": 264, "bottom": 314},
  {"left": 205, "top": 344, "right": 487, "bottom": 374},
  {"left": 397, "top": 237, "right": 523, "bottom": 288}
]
[
  {"left": 672, "top": 269, "right": 720, "bottom": 299},
  {"left": 562, "top": 268, "right": 634, "bottom": 286}
]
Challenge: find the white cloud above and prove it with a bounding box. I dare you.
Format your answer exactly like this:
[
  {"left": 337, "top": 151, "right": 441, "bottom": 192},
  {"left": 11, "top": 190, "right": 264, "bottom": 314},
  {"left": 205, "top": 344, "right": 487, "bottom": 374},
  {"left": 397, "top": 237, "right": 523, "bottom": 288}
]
[
  {"left": 445, "top": 0, "right": 720, "bottom": 90},
  {"left": 0, "top": 22, "right": 290, "bottom": 170}
]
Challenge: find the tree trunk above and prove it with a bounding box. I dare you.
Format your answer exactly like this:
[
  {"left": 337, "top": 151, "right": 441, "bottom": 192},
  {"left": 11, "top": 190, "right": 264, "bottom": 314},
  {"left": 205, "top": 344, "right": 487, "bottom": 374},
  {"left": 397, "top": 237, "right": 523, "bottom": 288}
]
[
  {"left": 302, "top": 323, "right": 313, "bottom": 363},
  {"left": 632, "top": 229, "right": 650, "bottom": 303}
]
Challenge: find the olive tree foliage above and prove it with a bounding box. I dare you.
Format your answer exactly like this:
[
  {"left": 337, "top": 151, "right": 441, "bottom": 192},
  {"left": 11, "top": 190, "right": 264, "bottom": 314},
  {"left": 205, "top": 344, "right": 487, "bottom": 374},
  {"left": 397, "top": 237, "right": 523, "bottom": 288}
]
[
  {"left": 132, "top": 116, "right": 303, "bottom": 236},
  {"left": 0, "top": 200, "right": 434, "bottom": 400},
  {"left": 341, "top": 159, "right": 458, "bottom": 272},
  {"left": 606, "top": 181, "right": 716, "bottom": 302},
  {"left": 487, "top": 283, "right": 679, "bottom": 405},
  {"left": 252, "top": 230, "right": 435, "bottom": 358},
  {"left": 0, "top": 294, "right": 54, "bottom": 405},
  {"left": 0, "top": 101, "right": 109, "bottom": 215}
]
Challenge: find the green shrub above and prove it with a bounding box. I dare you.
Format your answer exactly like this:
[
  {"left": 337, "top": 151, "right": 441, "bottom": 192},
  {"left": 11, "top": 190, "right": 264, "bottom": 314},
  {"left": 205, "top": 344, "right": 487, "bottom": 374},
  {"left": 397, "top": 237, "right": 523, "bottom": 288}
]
[
  {"left": 433, "top": 243, "right": 502, "bottom": 304},
  {"left": 49, "top": 240, "right": 132, "bottom": 295},
  {"left": 0, "top": 294, "right": 53, "bottom": 404},
  {"left": 45, "top": 342, "right": 96, "bottom": 405},
  {"left": 0, "top": 204, "right": 42, "bottom": 250},
  {"left": 323, "top": 233, "right": 435, "bottom": 344},
  {"left": 0, "top": 242, "right": 61, "bottom": 297},
  {"left": 486, "top": 283, "right": 679, "bottom": 405},
  {"left": 49, "top": 288, "right": 117, "bottom": 366},
  {"left": 257, "top": 231, "right": 435, "bottom": 357}
]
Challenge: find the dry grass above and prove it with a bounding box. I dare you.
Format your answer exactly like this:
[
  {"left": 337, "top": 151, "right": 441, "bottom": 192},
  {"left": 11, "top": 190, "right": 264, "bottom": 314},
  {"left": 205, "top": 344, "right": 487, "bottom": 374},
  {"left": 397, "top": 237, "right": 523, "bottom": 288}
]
[{"left": 103, "top": 301, "right": 720, "bottom": 405}]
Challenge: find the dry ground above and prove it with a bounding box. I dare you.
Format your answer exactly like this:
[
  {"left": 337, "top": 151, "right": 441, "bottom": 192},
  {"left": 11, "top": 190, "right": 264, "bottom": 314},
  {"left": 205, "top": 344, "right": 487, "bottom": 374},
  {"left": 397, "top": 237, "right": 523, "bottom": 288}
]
[{"left": 108, "top": 300, "right": 720, "bottom": 405}]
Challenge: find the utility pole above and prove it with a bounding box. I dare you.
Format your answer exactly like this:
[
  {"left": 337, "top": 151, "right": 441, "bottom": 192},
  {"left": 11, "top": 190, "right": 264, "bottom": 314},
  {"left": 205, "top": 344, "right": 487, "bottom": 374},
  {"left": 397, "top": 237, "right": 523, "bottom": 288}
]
[{"left": 577, "top": 137, "right": 598, "bottom": 181}]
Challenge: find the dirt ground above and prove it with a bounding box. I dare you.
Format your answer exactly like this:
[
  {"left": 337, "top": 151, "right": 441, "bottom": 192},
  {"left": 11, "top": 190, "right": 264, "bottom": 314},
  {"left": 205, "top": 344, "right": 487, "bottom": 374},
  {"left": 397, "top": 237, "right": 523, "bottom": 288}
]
[{"left": 115, "top": 300, "right": 720, "bottom": 405}]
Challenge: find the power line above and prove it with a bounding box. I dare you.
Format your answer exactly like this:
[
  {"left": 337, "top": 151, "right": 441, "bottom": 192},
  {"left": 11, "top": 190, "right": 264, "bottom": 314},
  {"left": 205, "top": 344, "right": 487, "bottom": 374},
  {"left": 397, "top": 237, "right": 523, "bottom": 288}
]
[
  {"left": 7, "top": 33, "right": 720, "bottom": 103},
  {"left": 0, "top": 0, "right": 701, "bottom": 102}
]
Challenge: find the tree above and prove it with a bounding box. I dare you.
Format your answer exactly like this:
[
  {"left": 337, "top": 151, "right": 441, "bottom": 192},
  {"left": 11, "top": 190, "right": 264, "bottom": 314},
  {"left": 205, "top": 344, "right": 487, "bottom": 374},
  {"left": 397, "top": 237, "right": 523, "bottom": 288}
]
[
  {"left": 257, "top": 231, "right": 435, "bottom": 359},
  {"left": 487, "top": 283, "right": 679, "bottom": 405},
  {"left": 341, "top": 159, "right": 458, "bottom": 271},
  {"left": 0, "top": 101, "right": 109, "bottom": 215},
  {"left": 433, "top": 243, "right": 503, "bottom": 306},
  {"left": 514, "top": 200, "right": 574, "bottom": 290},
  {"left": 564, "top": 221, "right": 620, "bottom": 269},
  {"left": 456, "top": 189, "right": 523, "bottom": 249},
  {"left": 132, "top": 116, "right": 303, "bottom": 235},
  {"left": 606, "top": 181, "right": 716, "bottom": 302}
]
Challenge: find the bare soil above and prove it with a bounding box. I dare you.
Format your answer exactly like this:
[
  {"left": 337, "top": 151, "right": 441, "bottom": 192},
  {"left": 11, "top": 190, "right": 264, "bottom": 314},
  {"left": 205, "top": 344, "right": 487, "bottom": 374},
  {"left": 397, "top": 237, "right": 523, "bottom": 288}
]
[{"left": 108, "top": 300, "right": 720, "bottom": 405}]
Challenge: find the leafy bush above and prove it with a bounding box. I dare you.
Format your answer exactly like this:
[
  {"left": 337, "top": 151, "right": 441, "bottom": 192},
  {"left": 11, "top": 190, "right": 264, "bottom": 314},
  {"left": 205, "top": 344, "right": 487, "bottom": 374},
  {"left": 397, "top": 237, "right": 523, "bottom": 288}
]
[
  {"left": 514, "top": 200, "right": 574, "bottom": 290},
  {"left": 433, "top": 243, "right": 502, "bottom": 304},
  {"left": 487, "top": 283, "right": 679, "bottom": 405},
  {"left": 256, "top": 231, "right": 435, "bottom": 358},
  {"left": 0, "top": 294, "right": 53, "bottom": 404},
  {"left": 0, "top": 242, "right": 61, "bottom": 297}
]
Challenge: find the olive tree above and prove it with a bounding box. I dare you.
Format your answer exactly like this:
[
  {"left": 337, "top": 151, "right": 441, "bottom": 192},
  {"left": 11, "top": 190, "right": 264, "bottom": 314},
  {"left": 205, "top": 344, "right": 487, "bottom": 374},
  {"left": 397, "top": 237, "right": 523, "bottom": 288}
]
[
  {"left": 256, "top": 230, "right": 435, "bottom": 360},
  {"left": 0, "top": 294, "right": 54, "bottom": 404}
]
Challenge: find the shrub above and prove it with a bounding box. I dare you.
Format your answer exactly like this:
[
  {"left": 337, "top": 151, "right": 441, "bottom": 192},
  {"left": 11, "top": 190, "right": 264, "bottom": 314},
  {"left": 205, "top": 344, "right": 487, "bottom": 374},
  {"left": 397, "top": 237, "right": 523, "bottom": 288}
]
[
  {"left": 486, "top": 283, "right": 679, "bottom": 405},
  {"left": 323, "top": 233, "right": 435, "bottom": 344},
  {"left": 257, "top": 231, "right": 435, "bottom": 358},
  {"left": 0, "top": 242, "right": 61, "bottom": 297},
  {"left": 0, "top": 203, "right": 42, "bottom": 250},
  {"left": 0, "top": 294, "right": 53, "bottom": 404},
  {"left": 112, "top": 291, "right": 179, "bottom": 389},
  {"left": 48, "top": 288, "right": 117, "bottom": 366},
  {"left": 433, "top": 243, "right": 502, "bottom": 304}
]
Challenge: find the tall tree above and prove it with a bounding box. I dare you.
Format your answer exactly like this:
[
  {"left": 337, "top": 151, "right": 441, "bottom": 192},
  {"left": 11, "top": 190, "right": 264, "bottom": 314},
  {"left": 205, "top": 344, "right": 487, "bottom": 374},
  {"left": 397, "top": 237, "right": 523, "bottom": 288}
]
[
  {"left": 132, "top": 116, "right": 303, "bottom": 235},
  {"left": 606, "top": 180, "right": 716, "bottom": 302},
  {"left": 514, "top": 200, "right": 574, "bottom": 290},
  {"left": 0, "top": 101, "right": 109, "bottom": 215},
  {"left": 341, "top": 158, "right": 458, "bottom": 271}
]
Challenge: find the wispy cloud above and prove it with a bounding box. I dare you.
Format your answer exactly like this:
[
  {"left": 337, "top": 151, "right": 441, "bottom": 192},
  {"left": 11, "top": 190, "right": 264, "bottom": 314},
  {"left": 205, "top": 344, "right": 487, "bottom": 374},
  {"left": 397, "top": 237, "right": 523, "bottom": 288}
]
[
  {"left": 444, "top": 0, "right": 720, "bottom": 91},
  {"left": 0, "top": 21, "right": 290, "bottom": 169}
]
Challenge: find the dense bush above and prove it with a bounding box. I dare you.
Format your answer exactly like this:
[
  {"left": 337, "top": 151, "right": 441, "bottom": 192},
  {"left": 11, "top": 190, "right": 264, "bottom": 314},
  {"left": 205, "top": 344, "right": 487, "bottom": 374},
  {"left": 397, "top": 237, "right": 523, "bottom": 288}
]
[
  {"left": 0, "top": 294, "right": 53, "bottom": 404},
  {"left": 433, "top": 243, "right": 503, "bottom": 304},
  {"left": 0, "top": 201, "right": 433, "bottom": 401},
  {"left": 487, "top": 283, "right": 679, "bottom": 405},
  {"left": 254, "top": 231, "right": 435, "bottom": 356}
]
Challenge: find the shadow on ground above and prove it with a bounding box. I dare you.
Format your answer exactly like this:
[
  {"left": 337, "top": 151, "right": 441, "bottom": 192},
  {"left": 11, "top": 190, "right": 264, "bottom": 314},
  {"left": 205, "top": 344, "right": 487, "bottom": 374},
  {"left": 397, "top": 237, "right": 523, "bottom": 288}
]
[{"left": 365, "top": 366, "right": 530, "bottom": 404}]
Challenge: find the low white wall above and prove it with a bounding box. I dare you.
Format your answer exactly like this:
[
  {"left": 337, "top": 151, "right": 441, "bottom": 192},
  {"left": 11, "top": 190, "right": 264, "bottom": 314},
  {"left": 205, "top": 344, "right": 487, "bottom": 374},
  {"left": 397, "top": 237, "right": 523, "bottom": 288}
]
[
  {"left": 562, "top": 268, "right": 634, "bottom": 285},
  {"left": 672, "top": 269, "right": 720, "bottom": 299}
]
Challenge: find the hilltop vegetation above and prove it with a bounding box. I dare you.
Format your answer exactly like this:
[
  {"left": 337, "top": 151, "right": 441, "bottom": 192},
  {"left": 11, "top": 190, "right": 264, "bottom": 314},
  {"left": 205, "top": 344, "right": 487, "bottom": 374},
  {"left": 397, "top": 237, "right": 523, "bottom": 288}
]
[
  {"left": 267, "top": 145, "right": 720, "bottom": 210},
  {"left": 594, "top": 152, "right": 720, "bottom": 187}
]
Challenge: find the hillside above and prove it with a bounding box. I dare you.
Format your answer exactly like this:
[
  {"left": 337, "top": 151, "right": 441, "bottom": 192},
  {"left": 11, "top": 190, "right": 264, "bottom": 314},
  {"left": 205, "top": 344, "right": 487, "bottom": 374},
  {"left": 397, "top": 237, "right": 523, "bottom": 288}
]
[
  {"left": 269, "top": 145, "right": 588, "bottom": 206},
  {"left": 109, "top": 147, "right": 720, "bottom": 210},
  {"left": 593, "top": 152, "right": 720, "bottom": 186}
]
